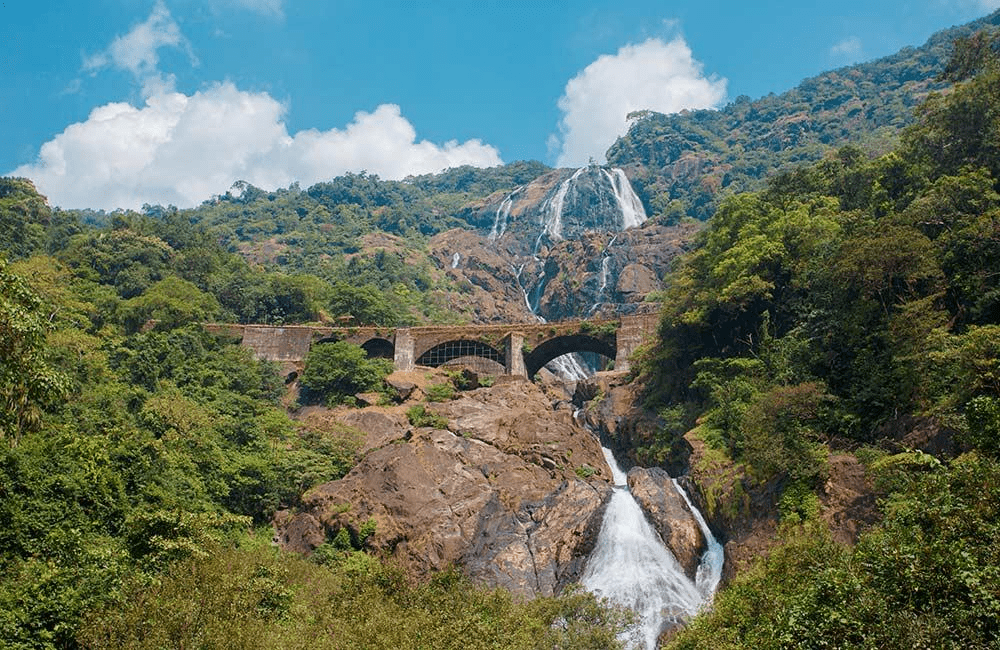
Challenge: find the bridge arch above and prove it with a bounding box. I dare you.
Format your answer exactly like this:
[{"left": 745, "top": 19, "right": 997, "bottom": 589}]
[
  {"left": 415, "top": 339, "right": 505, "bottom": 370},
  {"left": 523, "top": 334, "right": 616, "bottom": 379},
  {"left": 361, "top": 337, "right": 394, "bottom": 360}
]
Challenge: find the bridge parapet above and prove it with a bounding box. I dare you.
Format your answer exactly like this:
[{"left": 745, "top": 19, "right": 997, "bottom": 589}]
[{"left": 203, "top": 314, "right": 659, "bottom": 379}]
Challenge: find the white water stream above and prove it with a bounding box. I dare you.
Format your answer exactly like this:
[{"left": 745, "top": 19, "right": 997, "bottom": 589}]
[
  {"left": 603, "top": 168, "right": 648, "bottom": 230},
  {"left": 582, "top": 447, "right": 723, "bottom": 649}
]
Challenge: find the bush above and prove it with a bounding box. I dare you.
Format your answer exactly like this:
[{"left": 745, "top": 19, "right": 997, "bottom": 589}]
[
  {"left": 78, "top": 542, "right": 630, "bottom": 650},
  {"left": 425, "top": 382, "right": 456, "bottom": 402},
  {"left": 299, "top": 341, "right": 392, "bottom": 406},
  {"left": 739, "top": 383, "right": 831, "bottom": 485},
  {"left": 406, "top": 405, "right": 448, "bottom": 429}
]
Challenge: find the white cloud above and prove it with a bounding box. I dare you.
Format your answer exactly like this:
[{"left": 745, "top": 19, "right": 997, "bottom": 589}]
[
  {"left": 830, "top": 37, "right": 863, "bottom": 60},
  {"left": 223, "top": 0, "right": 284, "bottom": 18},
  {"left": 969, "top": 0, "right": 1000, "bottom": 10},
  {"left": 551, "top": 37, "right": 727, "bottom": 168},
  {"left": 83, "top": 1, "right": 197, "bottom": 82},
  {"left": 12, "top": 83, "right": 503, "bottom": 210}
]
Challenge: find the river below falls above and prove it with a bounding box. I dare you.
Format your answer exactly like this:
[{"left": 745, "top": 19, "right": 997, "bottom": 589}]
[{"left": 581, "top": 446, "right": 723, "bottom": 649}]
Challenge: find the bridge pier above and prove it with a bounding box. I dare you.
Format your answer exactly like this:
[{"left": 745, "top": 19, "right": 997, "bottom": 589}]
[
  {"left": 614, "top": 313, "right": 659, "bottom": 373},
  {"left": 393, "top": 328, "right": 415, "bottom": 372},
  {"left": 503, "top": 332, "right": 528, "bottom": 378}
]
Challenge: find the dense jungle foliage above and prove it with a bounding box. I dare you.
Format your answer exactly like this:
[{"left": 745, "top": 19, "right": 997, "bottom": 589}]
[
  {"left": 610, "top": 11, "right": 1000, "bottom": 223},
  {"left": 646, "top": 30, "right": 1000, "bottom": 649},
  {"left": 0, "top": 168, "right": 626, "bottom": 647}
]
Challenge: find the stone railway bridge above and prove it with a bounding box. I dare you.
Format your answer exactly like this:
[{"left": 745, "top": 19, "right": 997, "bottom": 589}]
[{"left": 204, "top": 313, "right": 659, "bottom": 380}]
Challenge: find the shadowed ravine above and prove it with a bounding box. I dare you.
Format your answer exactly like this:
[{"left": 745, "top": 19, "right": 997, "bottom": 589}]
[{"left": 582, "top": 447, "right": 723, "bottom": 649}]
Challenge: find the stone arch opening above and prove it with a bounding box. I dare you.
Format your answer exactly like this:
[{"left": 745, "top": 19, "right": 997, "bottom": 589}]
[
  {"left": 361, "top": 337, "right": 394, "bottom": 360},
  {"left": 523, "top": 334, "right": 616, "bottom": 379},
  {"left": 415, "top": 339, "right": 505, "bottom": 369}
]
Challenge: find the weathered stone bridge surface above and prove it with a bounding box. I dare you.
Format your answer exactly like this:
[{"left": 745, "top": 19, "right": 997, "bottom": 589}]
[{"left": 205, "top": 313, "right": 659, "bottom": 379}]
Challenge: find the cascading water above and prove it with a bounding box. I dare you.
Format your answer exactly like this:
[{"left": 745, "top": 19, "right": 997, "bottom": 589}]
[
  {"left": 539, "top": 167, "right": 586, "bottom": 242},
  {"left": 675, "top": 478, "right": 724, "bottom": 601},
  {"left": 451, "top": 252, "right": 461, "bottom": 268},
  {"left": 602, "top": 167, "right": 648, "bottom": 230},
  {"left": 503, "top": 166, "right": 650, "bottom": 380},
  {"left": 490, "top": 188, "right": 520, "bottom": 241},
  {"left": 582, "top": 448, "right": 723, "bottom": 650},
  {"left": 589, "top": 234, "right": 618, "bottom": 315}
]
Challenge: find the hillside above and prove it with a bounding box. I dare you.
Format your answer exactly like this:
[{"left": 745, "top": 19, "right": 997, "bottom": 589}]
[{"left": 608, "top": 10, "right": 1000, "bottom": 221}]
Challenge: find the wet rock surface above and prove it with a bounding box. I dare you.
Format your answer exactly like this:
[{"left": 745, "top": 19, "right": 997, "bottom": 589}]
[
  {"left": 427, "top": 166, "right": 699, "bottom": 324},
  {"left": 627, "top": 467, "right": 707, "bottom": 581}
]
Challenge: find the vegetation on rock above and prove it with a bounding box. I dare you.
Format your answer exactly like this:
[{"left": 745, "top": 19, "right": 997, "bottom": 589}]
[{"left": 638, "top": 28, "right": 1000, "bottom": 647}]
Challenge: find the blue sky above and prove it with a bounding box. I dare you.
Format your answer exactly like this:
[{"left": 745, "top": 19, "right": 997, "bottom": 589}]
[{"left": 2, "top": 0, "right": 998, "bottom": 210}]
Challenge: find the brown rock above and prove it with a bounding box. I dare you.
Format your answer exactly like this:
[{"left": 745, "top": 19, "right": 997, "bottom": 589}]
[
  {"left": 354, "top": 392, "right": 383, "bottom": 407},
  {"left": 335, "top": 409, "right": 408, "bottom": 453},
  {"left": 276, "top": 380, "right": 615, "bottom": 597},
  {"left": 272, "top": 510, "right": 325, "bottom": 554},
  {"left": 627, "top": 467, "right": 707, "bottom": 580},
  {"left": 384, "top": 377, "right": 418, "bottom": 402},
  {"left": 616, "top": 263, "right": 659, "bottom": 298}
]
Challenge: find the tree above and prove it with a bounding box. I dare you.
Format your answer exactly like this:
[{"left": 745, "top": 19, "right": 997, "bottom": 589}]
[
  {"left": 0, "top": 259, "right": 66, "bottom": 442},
  {"left": 121, "top": 276, "right": 220, "bottom": 332},
  {"left": 299, "top": 342, "right": 391, "bottom": 406},
  {"left": 0, "top": 177, "right": 50, "bottom": 259},
  {"left": 328, "top": 282, "right": 397, "bottom": 325}
]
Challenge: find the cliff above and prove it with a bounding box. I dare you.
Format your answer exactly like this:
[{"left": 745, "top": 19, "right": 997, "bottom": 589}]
[{"left": 275, "top": 368, "right": 710, "bottom": 597}]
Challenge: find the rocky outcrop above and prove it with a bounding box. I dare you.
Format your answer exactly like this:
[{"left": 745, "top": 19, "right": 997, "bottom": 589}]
[
  {"left": 428, "top": 167, "right": 700, "bottom": 325},
  {"left": 275, "top": 373, "right": 614, "bottom": 597},
  {"left": 627, "top": 467, "right": 706, "bottom": 581},
  {"left": 575, "top": 371, "right": 692, "bottom": 476}
]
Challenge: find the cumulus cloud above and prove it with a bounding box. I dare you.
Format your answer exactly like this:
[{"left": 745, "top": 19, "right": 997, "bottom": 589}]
[
  {"left": 551, "top": 37, "right": 727, "bottom": 168},
  {"left": 830, "top": 37, "right": 863, "bottom": 61},
  {"left": 83, "top": 1, "right": 197, "bottom": 83},
  {"left": 12, "top": 83, "right": 502, "bottom": 210}
]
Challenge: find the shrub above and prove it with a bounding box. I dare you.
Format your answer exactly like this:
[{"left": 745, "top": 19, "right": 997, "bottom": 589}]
[
  {"left": 299, "top": 341, "right": 392, "bottom": 406},
  {"left": 425, "top": 382, "right": 456, "bottom": 402},
  {"left": 406, "top": 405, "right": 448, "bottom": 429}
]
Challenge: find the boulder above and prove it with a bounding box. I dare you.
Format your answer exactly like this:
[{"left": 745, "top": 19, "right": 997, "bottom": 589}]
[
  {"left": 384, "top": 377, "right": 418, "bottom": 402},
  {"left": 627, "top": 467, "right": 707, "bottom": 581}
]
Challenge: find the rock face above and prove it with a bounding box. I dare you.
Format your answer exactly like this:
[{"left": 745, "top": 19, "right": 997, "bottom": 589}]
[
  {"left": 576, "top": 372, "right": 692, "bottom": 477},
  {"left": 627, "top": 467, "right": 706, "bottom": 581},
  {"left": 275, "top": 373, "right": 614, "bottom": 597},
  {"left": 429, "top": 166, "right": 700, "bottom": 325}
]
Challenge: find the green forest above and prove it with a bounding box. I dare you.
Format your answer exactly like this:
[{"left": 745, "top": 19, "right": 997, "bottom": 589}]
[
  {"left": 646, "top": 31, "right": 1000, "bottom": 648},
  {"left": 3, "top": 18, "right": 1000, "bottom": 650},
  {"left": 0, "top": 183, "right": 630, "bottom": 646}
]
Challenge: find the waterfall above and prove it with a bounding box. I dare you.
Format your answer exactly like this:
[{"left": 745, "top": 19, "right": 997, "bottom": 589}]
[
  {"left": 674, "top": 479, "right": 724, "bottom": 601},
  {"left": 540, "top": 167, "right": 586, "bottom": 242},
  {"left": 603, "top": 168, "right": 648, "bottom": 230},
  {"left": 490, "top": 188, "right": 519, "bottom": 241},
  {"left": 582, "top": 448, "right": 722, "bottom": 650},
  {"left": 451, "top": 252, "right": 461, "bottom": 268}
]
